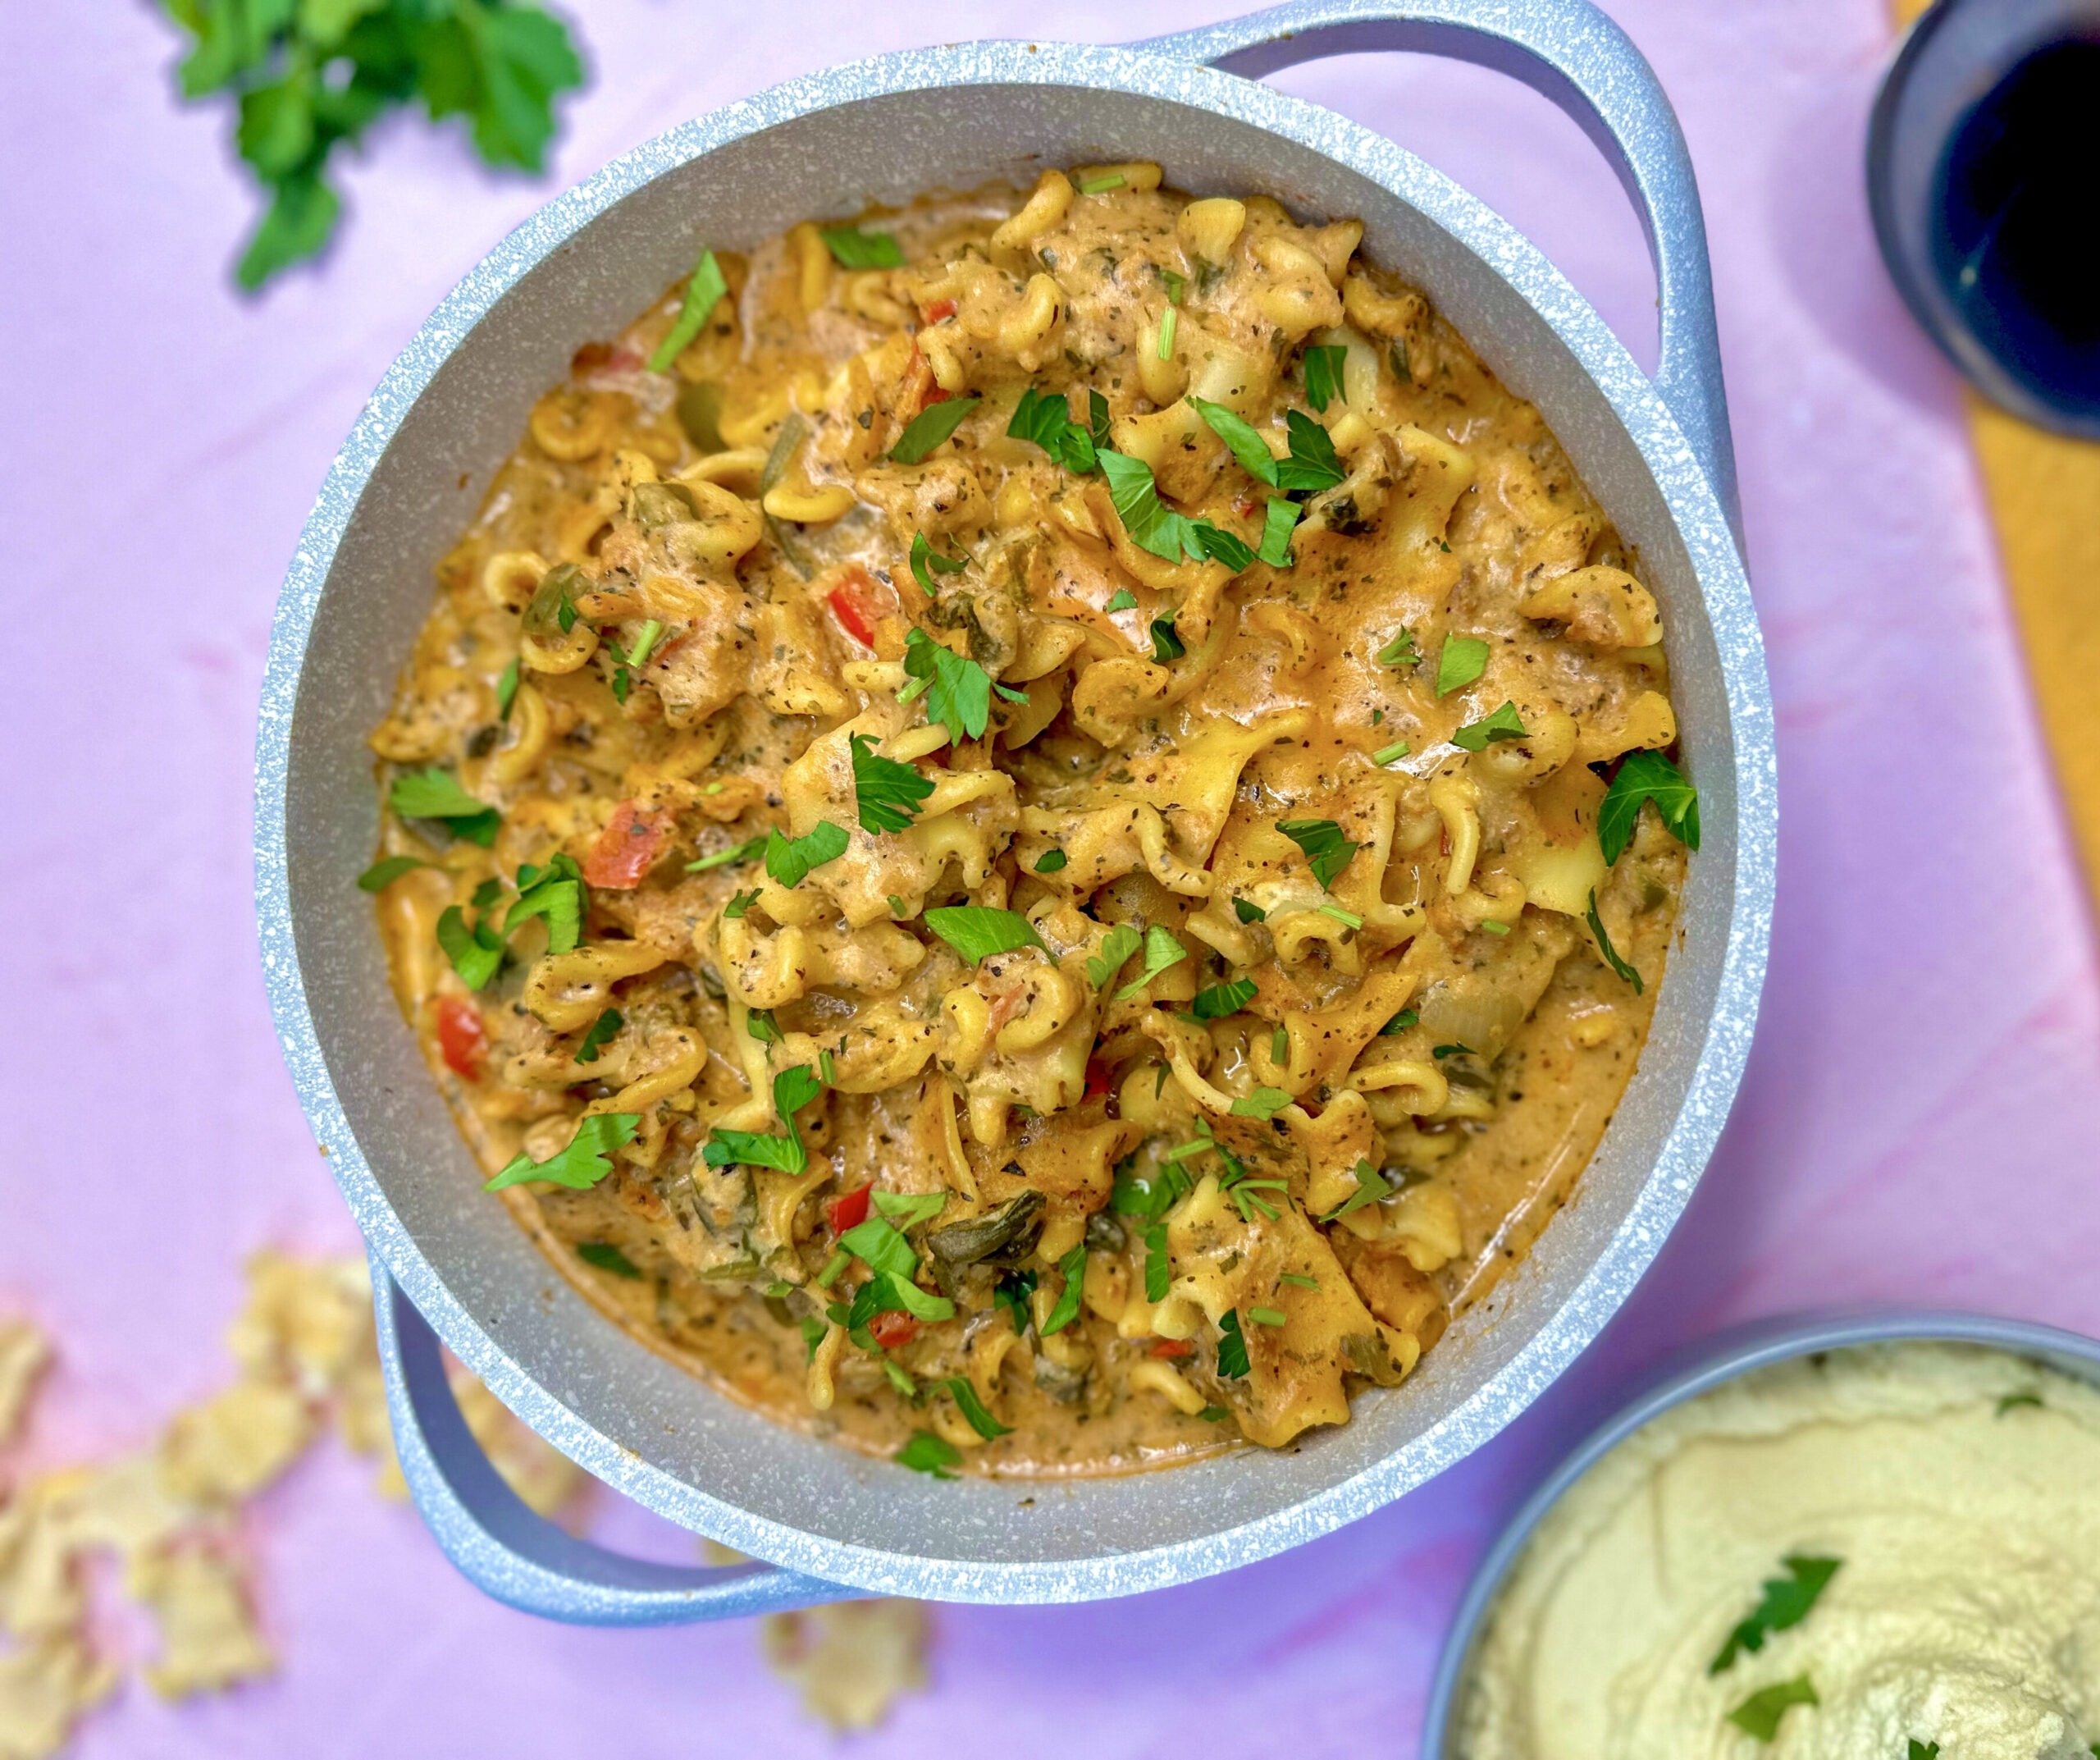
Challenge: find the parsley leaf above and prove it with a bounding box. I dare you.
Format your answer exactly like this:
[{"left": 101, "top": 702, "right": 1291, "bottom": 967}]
[
  {"left": 1150, "top": 615, "right": 1186, "bottom": 663},
  {"left": 1217, "top": 1310, "right": 1250, "bottom": 1378},
  {"left": 765, "top": 821, "right": 849, "bottom": 889},
  {"left": 1034, "top": 849, "right": 1068, "bottom": 874},
  {"left": 574, "top": 1008, "right": 623, "bottom": 1064},
  {"left": 1188, "top": 977, "right": 1257, "bottom": 1019},
  {"left": 504, "top": 852, "right": 585, "bottom": 953},
  {"left": 871, "top": 1190, "right": 948, "bottom": 1228},
  {"left": 1230, "top": 1087, "right": 1292, "bottom": 1122},
  {"left": 703, "top": 1065, "right": 825, "bottom": 1174},
  {"left": 1322, "top": 1159, "right": 1395, "bottom": 1222},
  {"left": 1303, "top": 345, "right": 1348, "bottom": 412},
  {"left": 1598, "top": 749, "right": 1701, "bottom": 864},
  {"left": 495, "top": 657, "right": 520, "bottom": 720},
  {"left": 992, "top": 1269, "right": 1038, "bottom": 1335},
  {"left": 485, "top": 1113, "right": 639, "bottom": 1191},
  {"left": 946, "top": 1378, "right": 1011, "bottom": 1439},
  {"left": 390, "top": 767, "right": 500, "bottom": 847},
  {"left": 1725, "top": 1675, "right": 1818, "bottom": 1744},
  {"left": 1105, "top": 588, "right": 1139, "bottom": 613},
  {"left": 1274, "top": 410, "right": 1345, "bottom": 493},
  {"left": 1452, "top": 701, "right": 1527, "bottom": 752},
  {"left": 1087, "top": 923, "right": 1144, "bottom": 991},
  {"left": 1586, "top": 889, "right": 1643, "bottom": 994},
  {"left": 1435, "top": 633, "right": 1491, "bottom": 697},
  {"left": 576, "top": 1241, "right": 641, "bottom": 1278},
  {"left": 646, "top": 249, "right": 729, "bottom": 373},
  {"left": 1258, "top": 496, "right": 1301, "bottom": 568},
  {"left": 744, "top": 1008, "right": 782, "bottom": 1045},
  {"left": 909, "top": 530, "right": 968, "bottom": 596},
  {"left": 1380, "top": 1008, "right": 1419, "bottom": 1035},
  {"left": 1100, "top": 450, "right": 1196, "bottom": 563},
  {"left": 160, "top": 0, "right": 586, "bottom": 291},
  {"left": 724, "top": 887, "right": 760, "bottom": 919},
  {"left": 820, "top": 226, "right": 904, "bottom": 269},
  {"left": 1277, "top": 817, "right": 1359, "bottom": 889},
  {"left": 888, "top": 395, "right": 979, "bottom": 464},
  {"left": 1144, "top": 1222, "right": 1171, "bottom": 1301},
  {"left": 1116, "top": 925, "right": 1188, "bottom": 1002},
  {"left": 849, "top": 734, "right": 934, "bottom": 834},
  {"left": 1710, "top": 1557, "right": 1842, "bottom": 1674},
  {"left": 924, "top": 905, "right": 1050, "bottom": 964},
  {"left": 685, "top": 834, "right": 765, "bottom": 873},
  {"left": 1909, "top": 1744, "right": 1939, "bottom": 1760},
  {"left": 1232, "top": 898, "right": 1267, "bottom": 924},
  {"left": 1040, "top": 1245, "right": 1087, "bottom": 1335},
  {"left": 1377, "top": 629, "right": 1419, "bottom": 669},
  {"left": 1189, "top": 397, "right": 1281, "bottom": 488},
  {"left": 356, "top": 854, "right": 429, "bottom": 893},
  {"left": 1112, "top": 1159, "right": 1189, "bottom": 1221},
  {"left": 436, "top": 903, "right": 507, "bottom": 990},
  {"left": 1008, "top": 385, "right": 1105, "bottom": 473},
  {"left": 899, "top": 628, "right": 1025, "bottom": 740},
  {"left": 895, "top": 1431, "right": 961, "bottom": 1479}
]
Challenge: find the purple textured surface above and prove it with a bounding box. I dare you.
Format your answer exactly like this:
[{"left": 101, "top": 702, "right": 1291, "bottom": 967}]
[{"left": 2, "top": 2, "right": 2096, "bottom": 1754}]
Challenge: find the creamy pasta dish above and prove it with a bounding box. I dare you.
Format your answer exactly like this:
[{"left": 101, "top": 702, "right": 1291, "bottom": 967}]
[{"left": 364, "top": 162, "right": 1698, "bottom": 1478}]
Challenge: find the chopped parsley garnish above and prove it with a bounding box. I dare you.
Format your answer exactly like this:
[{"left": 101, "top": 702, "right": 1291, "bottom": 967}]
[
  {"left": 909, "top": 530, "right": 968, "bottom": 597},
  {"left": 703, "top": 1065, "right": 825, "bottom": 1176},
  {"left": 1086, "top": 923, "right": 1144, "bottom": 991},
  {"left": 686, "top": 834, "right": 765, "bottom": 873},
  {"left": 1909, "top": 1744, "right": 1939, "bottom": 1760},
  {"left": 1597, "top": 749, "right": 1701, "bottom": 864},
  {"left": 1009, "top": 384, "right": 1107, "bottom": 473},
  {"left": 800, "top": 1314, "right": 826, "bottom": 1362},
  {"left": 1187, "top": 398, "right": 1345, "bottom": 496},
  {"left": 888, "top": 395, "right": 979, "bottom": 464},
  {"left": 504, "top": 853, "right": 585, "bottom": 953},
  {"left": 1277, "top": 817, "right": 1359, "bottom": 889},
  {"left": 356, "top": 855, "right": 429, "bottom": 893},
  {"left": 765, "top": 821, "right": 849, "bottom": 889},
  {"left": 1233, "top": 898, "right": 1267, "bottom": 924},
  {"left": 1098, "top": 449, "right": 1262, "bottom": 573},
  {"left": 1432, "top": 1043, "right": 1477, "bottom": 1058},
  {"left": 389, "top": 767, "right": 500, "bottom": 847},
  {"left": 1997, "top": 1390, "right": 2044, "bottom": 1415},
  {"left": 1104, "top": 588, "right": 1139, "bottom": 613},
  {"left": 1113, "top": 1160, "right": 1189, "bottom": 1221},
  {"left": 485, "top": 1113, "right": 639, "bottom": 1191},
  {"left": 1230, "top": 1086, "right": 1292, "bottom": 1122},
  {"left": 1040, "top": 1245, "right": 1087, "bottom": 1335},
  {"left": 1586, "top": 889, "right": 1643, "bottom": 994},
  {"left": 1115, "top": 924, "right": 1188, "bottom": 1002},
  {"left": 646, "top": 249, "right": 729, "bottom": 372},
  {"left": 946, "top": 1378, "right": 1010, "bottom": 1439},
  {"left": 1258, "top": 496, "right": 1302, "bottom": 568},
  {"left": 1435, "top": 633, "right": 1491, "bottom": 697},
  {"left": 1371, "top": 740, "right": 1411, "bottom": 765},
  {"left": 1452, "top": 700, "right": 1527, "bottom": 752},
  {"left": 924, "top": 905, "right": 1051, "bottom": 964},
  {"left": 841, "top": 1216, "right": 956, "bottom": 1323},
  {"left": 574, "top": 1008, "right": 623, "bottom": 1063},
  {"left": 1188, "top": 977, "right": 1258, "bottom": 1019},
  {"left": 898, "top": 627, "right": 1025, "bottom": 741},
  {"left": 495, "top": 656, "right": 520, "bottom": 720},
  {"left": 895, "top": 1431, "right": 961, "bottom": 1479},
  {"left": 436, "top": 903, "right": 506, "bottom": 990},
  {"left": 1149, "top": 614, "right": 1186, "bottom": 663},
  {"left": 1143, "top": 1223, "right": 1171, "bottom": 1301},
  {"left": 1711, "top": 1557, "right": 1842, "bottom": 1674},
  {"left": 1380, "top": 1008, "right": 1419, "bottom": 1035},
  {"left": 1034, "top": 848, "right": 1068, "bottom": 874},
  {"left": 1725, "top": 1675, "right": 1818, "bottom": 1744},
  {"left": 819, "top": 226, "right": 904, "bottom": 270},
  {"left": 724, "top": 887, "right": 760, "bottom": 919},
  {"left": 1302, "top": 345, "right": 1348, "bottom": 412},
  {"left": 992, "top": 1269, "right": 1038, "bottom": 1334},
  {"left": 575, "top": 1241, "right": 641, "bottom": 1278},
  {"left": 1322, "top": 1159, "right": 1393, "bottom": 1222},
  {"left": 1247, "top": 1305, "right": 1287, "bottom": 1328},
  {"left": 744, "top": 1008, "right": 781, "bottom": 1045},
  {"left": 1376, "top": 629, "right": 1419, "bottom": 668},
  {"left": 849, "top": 733, "right": 934, "bottom": 834},
  {"left": 1216, "top": 1310, "right": 1250, "bottom": 1378},
  {"left": 871, "top": 1190, "right": 947, "bottom": 1227}
]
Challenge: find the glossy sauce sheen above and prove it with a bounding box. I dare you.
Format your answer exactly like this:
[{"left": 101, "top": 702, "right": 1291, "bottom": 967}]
[{"left": 369, "top": 169, "right": 1686, "bottom": 1477}]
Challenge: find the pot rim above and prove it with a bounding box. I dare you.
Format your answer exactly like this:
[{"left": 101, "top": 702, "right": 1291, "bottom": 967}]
[
  {"left": 1419, "top": 1306, "right": 2100, "bottom": 1753},
  {"left": 255, "top": 30, "right": 1775, "bottom": 1602}
]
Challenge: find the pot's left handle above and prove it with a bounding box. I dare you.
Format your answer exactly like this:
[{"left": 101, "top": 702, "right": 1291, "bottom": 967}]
[{"left": 370, "top": 1251, "right": 852, "bottom": 1624}]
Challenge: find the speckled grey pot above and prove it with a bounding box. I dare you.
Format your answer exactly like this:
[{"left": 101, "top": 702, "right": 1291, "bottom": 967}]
[
  {"left": 1420, "top": 1311, "right": 2100, "bottom": 1755},
  {"left": 255, "top": 0, "right": 1775, "bottom": 1621}
]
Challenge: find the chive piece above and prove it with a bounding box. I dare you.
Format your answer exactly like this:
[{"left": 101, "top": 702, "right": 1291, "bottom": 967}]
[
  {"left": 1277, "top": 1273, "right": 1318, "bottom": 1290},
  {"left": 1157, "top": 304, "right": 1178, "bottom": 360},
  {"left": 1271, "top": 1025, "right": 1289, "bottom": 1064},
  {"left": 1371, "top": 740, "right": 1411, "bottom": 766},
  {"left": 1481, "top": 919, "right": 1511, "bottom": 935},
  {"left": 623, "top": 619, "right": 665, "bottom": 670},
  {"left": 575, "top": 1007, "right": 624, "bottom": 1063},
  {"left": 1075, "top": 171, "right": 1125, "bottom": 194},
  {"left": 820, "top": 227, "right": 905, "bottom": 270},
  {"left": 356, "top": 855, "right": 428, "bottom": 893},
  {"left": 1161, "top": 269, "right": 1186, "bottom": 304},
  {"left": 815, "top": 1249, "right": 850, "bottom": 1289},
  {"left": 1318, "top": 902, "right": 1363, "bottom": 930},
  {"left": 1247, "top": 1306, "right": 1287, "bottom": 1328},
  {"left": 495, "top": 657, "right": 520, "bottom": 720}
]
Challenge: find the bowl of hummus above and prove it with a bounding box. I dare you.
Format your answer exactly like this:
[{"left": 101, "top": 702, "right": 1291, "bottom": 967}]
[{"left": 1427, "top": 1312, "right": 2100, "bottom": 1759}]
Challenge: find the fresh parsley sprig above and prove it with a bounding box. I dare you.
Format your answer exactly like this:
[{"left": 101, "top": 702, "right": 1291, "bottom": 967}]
[
  {"left": 1725, "top": 1675, "right": 1818, "bottom": 1744},
  {"left": 1008, "top": 385, "right": 1110, "bottom": 473},
  {"left": 765, "top": 822, "right": 849, "bottom": 889},
  {"left": 909, "top": 531, "right": 969, "bottom": 597},
  {"left": 1710, "top": 1557, "right": 1842, "bottom": 1674},
  {"left": 897, "top": 629, "right": 1025, "bottom": 742},
  {"left": 820, "top": 226, "right": 903, "bottom": 270},
  {"left": 390, "top": 767, "right": 500, "bottom": 847},
  {"left": 889, "top": 396, "right": 979, "bottom": 464},
  {"left": 1598, "top": 749, "right": 1701, "bottom": 864},
  {"left": 646, "top": 249, "right": 728, "bottom": 373},
  {"left": 849, "top": 734, "right": 934, "bottom": 835},
  {"left": 485, "top": 1112, "right": 638, "bottom": 1191},
  {"left": 158, "top": 0, "right": 586, "bottom": 291},
  {"left": 1277, "top": 818, "right": 1359, "bottom": 889},
  {"left": 923, "top": 906, "right": 1050, "bottom": 965},
  {"left": 703, "top": 1065, "right": 826, "bottom": 1175}
]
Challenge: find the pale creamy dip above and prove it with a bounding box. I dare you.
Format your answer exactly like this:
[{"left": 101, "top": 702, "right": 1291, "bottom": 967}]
[{"left": 1459, "top": 1342, "right": 2100, "bottom": 1759}]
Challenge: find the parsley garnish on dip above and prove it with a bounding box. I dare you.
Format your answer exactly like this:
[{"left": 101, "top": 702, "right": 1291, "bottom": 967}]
[{"left": 1455, "top": 1342, "right": 2100, "bottom": 1759}]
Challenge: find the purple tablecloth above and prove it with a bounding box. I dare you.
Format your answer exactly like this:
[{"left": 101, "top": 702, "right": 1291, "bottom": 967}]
[{"left": 5, "top": 1, "right": 2098, "bottom": 1753}]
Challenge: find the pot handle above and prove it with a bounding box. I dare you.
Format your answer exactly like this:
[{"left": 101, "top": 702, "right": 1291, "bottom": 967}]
[
  {"left": 1136, "top": 0, "right": 1742, "bottom": 543},
  {"left": 368, "top": 1251, "right": 854, "bottom": 1623}
]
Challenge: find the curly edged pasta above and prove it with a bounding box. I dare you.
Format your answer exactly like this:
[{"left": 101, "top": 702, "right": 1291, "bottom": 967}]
[{"left": 365, "top": 167, "right": 1693, "bottom": 1476}]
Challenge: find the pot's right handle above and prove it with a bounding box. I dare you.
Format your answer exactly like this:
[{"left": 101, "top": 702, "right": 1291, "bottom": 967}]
[{"left": 1136, "top": 0, "right": 1742, "bottom": 549}]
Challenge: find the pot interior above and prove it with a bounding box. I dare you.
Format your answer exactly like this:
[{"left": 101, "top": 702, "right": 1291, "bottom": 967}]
[{"left": 281, "top": 60, "right": 1749, "bottom": 1596}]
